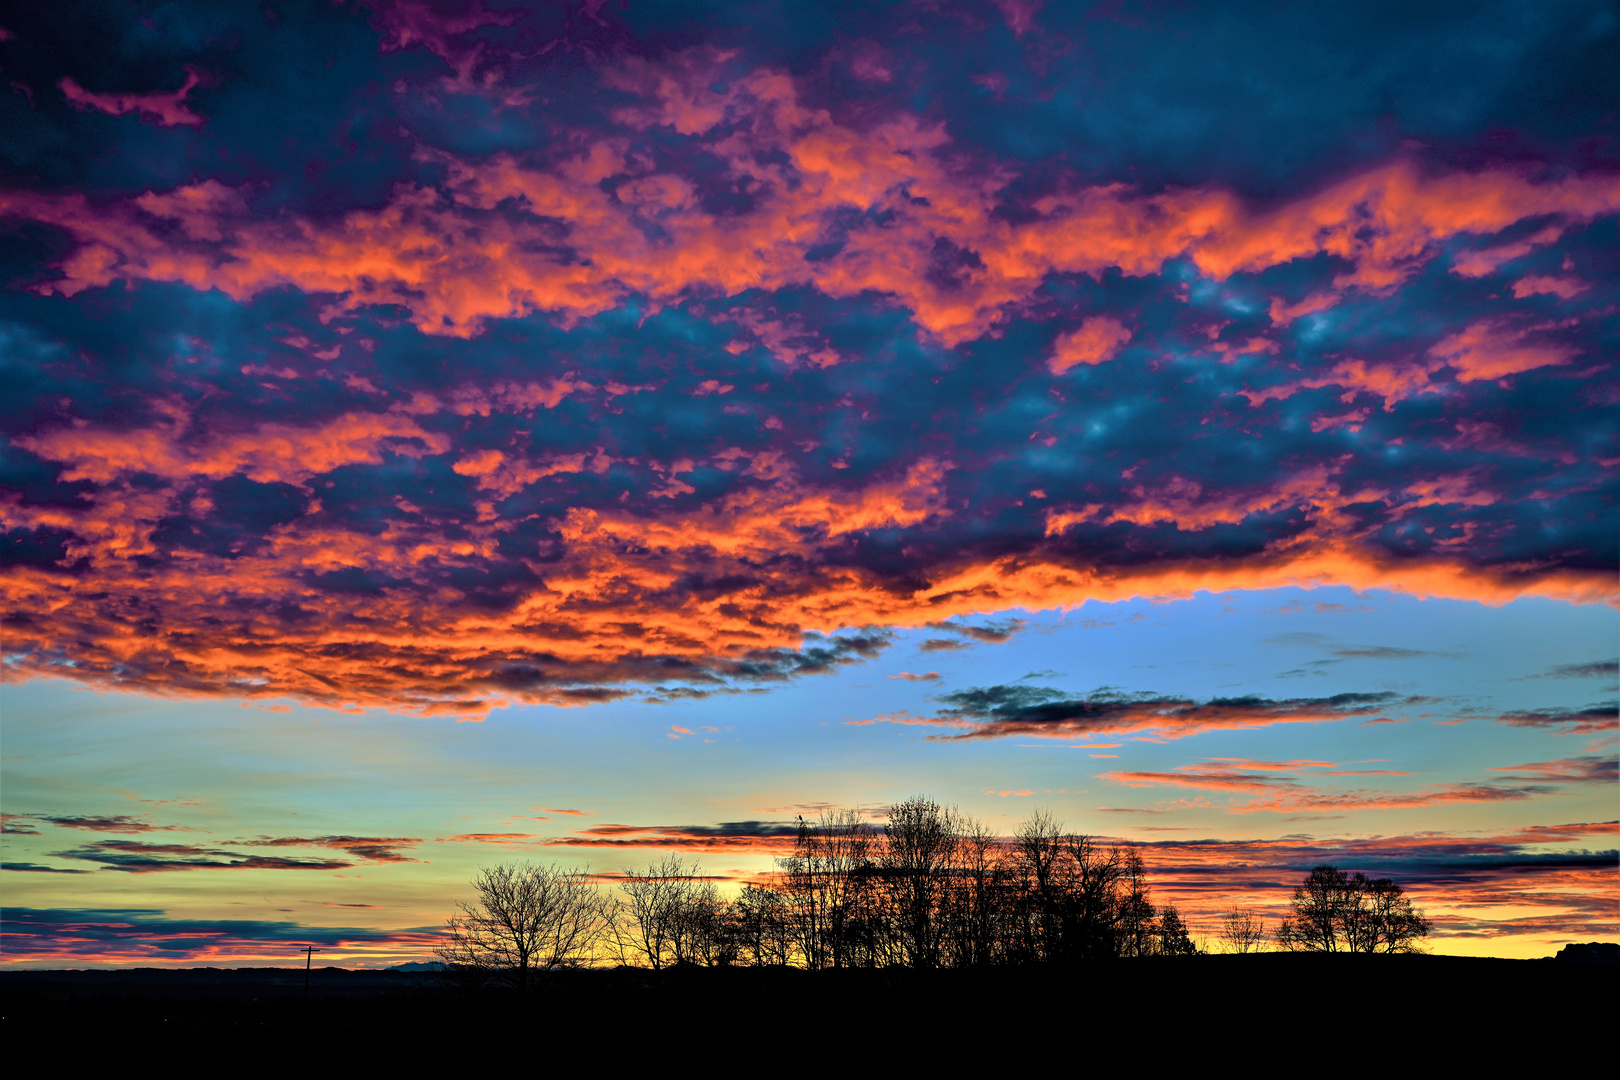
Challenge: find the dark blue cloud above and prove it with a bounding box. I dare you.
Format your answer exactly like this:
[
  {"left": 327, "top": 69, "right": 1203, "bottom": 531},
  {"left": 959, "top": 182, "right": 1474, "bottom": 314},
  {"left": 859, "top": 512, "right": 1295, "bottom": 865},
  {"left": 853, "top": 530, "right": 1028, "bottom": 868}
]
[
  {"left": 918, "top": 686, "right": 1411, "bottom": 740},
  {"left": 0, "top": 906, "right": 416, "bottom": 957},
  {"left": 51, "top": 839, "right": 353, "bottom": 873}
]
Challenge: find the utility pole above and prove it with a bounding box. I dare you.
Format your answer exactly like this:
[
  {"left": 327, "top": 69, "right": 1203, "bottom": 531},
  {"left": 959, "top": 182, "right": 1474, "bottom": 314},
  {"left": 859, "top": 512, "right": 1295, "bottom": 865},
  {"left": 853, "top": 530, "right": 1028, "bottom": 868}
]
[{"left": 301, "top": 945, "right": 320, "bottom": 1000}]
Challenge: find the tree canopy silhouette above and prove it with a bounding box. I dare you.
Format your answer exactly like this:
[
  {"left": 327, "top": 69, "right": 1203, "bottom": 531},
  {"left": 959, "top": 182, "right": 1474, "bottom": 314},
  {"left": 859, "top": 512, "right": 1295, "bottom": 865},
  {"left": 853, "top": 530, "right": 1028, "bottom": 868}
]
[
  {"left": 1275, "top": 865, "right": 1430, "bottom": 953},
  {"left": 437, "top": 862, "right": 613, "bottom": 991},
  {"left": 437, "top": 802, "right": 1213, "bottom": 982}
]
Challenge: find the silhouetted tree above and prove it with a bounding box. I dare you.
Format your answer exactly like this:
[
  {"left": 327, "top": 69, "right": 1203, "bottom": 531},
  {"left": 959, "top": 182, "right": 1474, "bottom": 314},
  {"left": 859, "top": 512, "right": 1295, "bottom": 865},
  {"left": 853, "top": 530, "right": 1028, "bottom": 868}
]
[
  {"left": 779, "top": 809, "right": 876, "bottom": 969},
  {"left": 1155, "top": 904, "right": 1198, "bottom": 955},
  {"left": 614, "top": 856, "right": 713, "bottom": 969},
  {"left": 1004, "top": 812, "right": 1129, "bottom": 962},
  {"left": 1360, "top": 876, "right": 1431, "bottom": 953},
  {"left": 1062, "top": 832, "right": 1125, "bottom": 960},
  {"left": 1220, "top": 905, "right": 1267, "bottom": 953},
  {"left": 1276, "top": 865, "right": 1430, "bottom": 953},
  {"left": 437, "top": 862, "right": 612, "bottom": 992},
  {"left": 943, "top": 815, "right": 1005, "bottom": 968},
  {"left": 880, "top": 795, "right": 962, "bottom": 969},
  {"left": 1277, "top": 865, "right": 1348, "bottom": 951},
  {"left": 682, "top": 878, "right": 738, "bottom": 967},
  {"left": 1008, "top": 810, "right": 1067, "bottom": 963},
  {"left": 732, "top": 883, "right": 794, "bottom": 967},
  {"left": 739, "top": 800, "right": 1200, "bottom": 970},
  {"left": 1117, "top": 849, "right": 1156, "bottom": 957}
]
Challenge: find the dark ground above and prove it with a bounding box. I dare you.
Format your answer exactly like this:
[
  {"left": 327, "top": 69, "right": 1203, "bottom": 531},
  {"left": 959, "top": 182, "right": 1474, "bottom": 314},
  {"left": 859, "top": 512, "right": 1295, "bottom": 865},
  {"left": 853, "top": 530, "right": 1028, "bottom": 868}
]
[{"left": 3, "top": 955, "right": 1613, "bottom": 1065}]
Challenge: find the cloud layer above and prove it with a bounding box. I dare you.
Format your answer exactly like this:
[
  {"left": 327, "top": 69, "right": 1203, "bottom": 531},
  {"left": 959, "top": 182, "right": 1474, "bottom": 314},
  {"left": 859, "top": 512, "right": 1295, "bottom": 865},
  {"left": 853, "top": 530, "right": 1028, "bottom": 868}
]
[{"left": 1, "top": 2, "right": 1616, "bottom": 715}]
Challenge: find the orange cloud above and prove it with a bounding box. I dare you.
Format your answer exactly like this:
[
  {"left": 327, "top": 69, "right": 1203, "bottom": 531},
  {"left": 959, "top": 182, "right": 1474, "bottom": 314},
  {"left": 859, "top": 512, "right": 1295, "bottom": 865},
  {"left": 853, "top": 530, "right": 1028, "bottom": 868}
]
[
  {"left": 1046, "top": 461, "right": 1383, "bottom": 534},
  {"left": 1101, "top": 758, "right": 1337, "bottom": 794},
  {"left": 60, "top": 69, "right": 203, "bottom": 127},
  {"left": 3, "top": 59, "right": 1617, "bottom": 715},
  {"left": 8, "top": 64, "right": 1617, "bottom": 345},
  {"left": 1104, "top": 752, "right": 1614, "bottom": 814},
  {"left": 1190, "top": 166, "right": 1618, "bottom": 290},
  {"left": 18, "top": 405, "right": 452, "bottom": 487},
  {"left": 5, "top": 487, "right": 1612, "bottom": 716},
  {"left": 1241, "top": 355, "right": 1442, "bottom": 411},
  {"left": 1511, "top": 275, "right": 1587, "bottom": 300},
  {"left": 1243, "top": 319, "right": 1578, "bottom": 411},
  {"left": 1427, "top": 321, "right": 1575, "bottom": 382},
  {"left": 1048, "top": 317, "right": 1132, "bottom": 373},
  {"left": 545, "top": 821, "right": 801, "bottom": 853},
  {"left": 1399, "top": 473, "right": 1498, "bottom": 512},
  {"left": 1450, "top": 225, "right": 1565, "bottom": 277},
  {"left": 1268, "top": 290, "right": 1338, "bottom": 327}
]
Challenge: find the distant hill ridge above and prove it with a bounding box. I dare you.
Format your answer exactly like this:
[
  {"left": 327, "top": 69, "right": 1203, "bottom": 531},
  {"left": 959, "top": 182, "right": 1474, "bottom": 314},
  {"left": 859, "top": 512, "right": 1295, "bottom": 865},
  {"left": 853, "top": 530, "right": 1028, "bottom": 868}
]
[{"left": 1554, "top": 942, "right": 1620, "bottom": 965}]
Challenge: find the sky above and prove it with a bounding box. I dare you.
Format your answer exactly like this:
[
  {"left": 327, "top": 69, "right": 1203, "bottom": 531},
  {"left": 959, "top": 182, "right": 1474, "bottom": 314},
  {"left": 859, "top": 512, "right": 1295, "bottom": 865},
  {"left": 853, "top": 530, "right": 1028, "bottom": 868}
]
[{"left": 0, "top": 0, "right": 1615, "bottom": 966}]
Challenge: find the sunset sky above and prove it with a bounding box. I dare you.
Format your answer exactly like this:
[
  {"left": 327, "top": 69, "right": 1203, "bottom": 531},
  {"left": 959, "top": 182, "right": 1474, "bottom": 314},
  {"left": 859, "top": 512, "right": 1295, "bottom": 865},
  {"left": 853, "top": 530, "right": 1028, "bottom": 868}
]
[{"left": 1, "top": 0, "right": 1615, "bottom": 966}]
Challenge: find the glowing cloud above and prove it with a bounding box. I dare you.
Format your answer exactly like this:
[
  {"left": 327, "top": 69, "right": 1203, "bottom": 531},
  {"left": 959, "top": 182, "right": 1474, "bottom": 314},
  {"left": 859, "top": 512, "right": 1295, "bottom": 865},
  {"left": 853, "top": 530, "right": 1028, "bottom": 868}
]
[{"left": 0, "top": 4, "right": 1614, "bottom": 717}]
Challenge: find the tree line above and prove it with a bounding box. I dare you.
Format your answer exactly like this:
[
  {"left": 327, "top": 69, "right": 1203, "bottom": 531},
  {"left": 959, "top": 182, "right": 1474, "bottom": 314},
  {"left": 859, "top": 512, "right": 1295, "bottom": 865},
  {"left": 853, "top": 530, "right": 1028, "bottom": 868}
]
[{"left": 438, "top": 797, "right": 1429, "bottom": 988}]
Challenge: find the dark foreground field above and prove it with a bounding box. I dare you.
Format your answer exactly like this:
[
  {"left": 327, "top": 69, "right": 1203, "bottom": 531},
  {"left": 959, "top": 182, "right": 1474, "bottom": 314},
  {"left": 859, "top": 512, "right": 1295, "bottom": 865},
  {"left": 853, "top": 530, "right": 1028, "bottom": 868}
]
[{"left": 3, "top": 955, "right": 1612, "bottom": 1065}]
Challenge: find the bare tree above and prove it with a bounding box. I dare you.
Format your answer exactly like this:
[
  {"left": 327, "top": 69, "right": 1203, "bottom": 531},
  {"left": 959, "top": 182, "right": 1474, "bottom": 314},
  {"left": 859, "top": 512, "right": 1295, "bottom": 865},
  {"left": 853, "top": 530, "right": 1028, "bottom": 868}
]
[
  {"left": 1276, "top": 865, "right": 1430, "bottom": 953},
  {"left": 1008, "top": 810, "right": 1067, "bottom": 963},
  {"left": 613, "top": 855, "right": 709, "bottom": 969},
  {"left": 733, "top": 883, "right": 794, "bottom": 967},
  {"left": 555, "top": 797, "right": 1205, "bottom": 975},
  {"left": 1116, "top": 849, "right": 1156, "bottom": 957},
  {"left": 1277, "top": 865, "right": 1351, "bottom": 951},
  {"left": 1220, "top": 905, "right": 1267, "bottom": 953},
  {"left": 943, "top": 814, "right": 1004, "bottom": 968},
  {"left": 881, "top": 795, "right": 962, "bottom": 970},
  {"left": 1362, "top": 876, "right": 1431, "bottom": 953},
  {"left": 681, "top": 877, "right": 738, "bottom": 967},
  {"left": 1062, "top": 832, "right": 1125, "bottom": 960},
  {"left": 1006, "top": 812, "right": 1127, "bottom": 962},
  {"left": 779, "top": 818, "right": 827, "bottom": 970},
  {"left": 437, "top": 862, "right": 612, "bottom": 992},
  {"left": 778, "top": 809, "right": 876, "bottom": 969}
]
